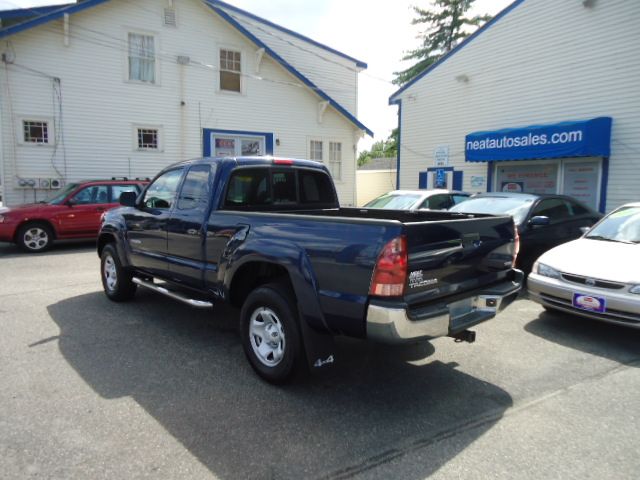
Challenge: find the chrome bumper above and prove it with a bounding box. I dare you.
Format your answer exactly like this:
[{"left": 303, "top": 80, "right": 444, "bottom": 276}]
[{"left": 367, "top": 271, "right": 523, "bottom": 344}]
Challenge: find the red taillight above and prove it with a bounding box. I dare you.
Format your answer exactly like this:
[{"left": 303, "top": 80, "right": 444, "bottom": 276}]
[
  {"left": 273, "top": 158, "right": 294, "bottom": 165},
  {"left": 370, "top": 236, "right": 408, "bottom": 297},
  {"left": 512, "top": 223, "right": 520, "bottom": 267}
]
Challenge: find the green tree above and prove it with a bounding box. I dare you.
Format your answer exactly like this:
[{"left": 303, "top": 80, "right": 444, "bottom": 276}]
[
  {"left": 358, "top": 132, "right": 398, "bottom": 166},
  {"left": 393, "top": 0, "right": 491, "bottom": 86}
]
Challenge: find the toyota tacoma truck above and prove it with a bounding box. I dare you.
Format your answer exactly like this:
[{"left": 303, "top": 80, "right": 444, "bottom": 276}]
[{"left": 98, "top": 157, "right": 523, "bottom": 383}]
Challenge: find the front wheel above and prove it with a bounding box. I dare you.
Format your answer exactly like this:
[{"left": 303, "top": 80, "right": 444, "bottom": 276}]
[
  {"left": 101, "top": 244, "right": 137, "bottom": 301},
  {"left": 17, "top": 222, "right": 53, "bottom": 253},
  {"left": 240, "top": 283, "right": 303, "bottom": 384}
]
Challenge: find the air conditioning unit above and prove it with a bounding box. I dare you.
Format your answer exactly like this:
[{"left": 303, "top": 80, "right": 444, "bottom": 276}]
[
  {"left": 38, "top": 178, "right": 52, "bottom": 189},
  {"left": 50, "top": 178, "right": 63, "bottom": 189},
  {"left": 16, "top": 178, "right": 37, "bottom": 189}
]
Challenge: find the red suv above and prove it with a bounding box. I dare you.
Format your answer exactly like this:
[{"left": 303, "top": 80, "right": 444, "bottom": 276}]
[{"left": 0, "top": 178, "right": 148, "bottom": 252}]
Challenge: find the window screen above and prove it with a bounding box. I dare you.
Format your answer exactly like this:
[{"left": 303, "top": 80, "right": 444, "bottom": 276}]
[{"left": 220, "top": 49, "right": 241, "bottom": 92}]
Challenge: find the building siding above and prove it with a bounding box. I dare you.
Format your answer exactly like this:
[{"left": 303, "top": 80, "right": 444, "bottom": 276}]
[
  {"left": 218, "top": 4, "right": 360, "bottom": 116},
  {"left": 0, "top": 0, "right": 361, "bottom": 206},
  {"left": 394, "top": 0, "right": 640, "bottom": 212},
  {"left": 356, "top": 169, "right": 397, "bottom": 206}
]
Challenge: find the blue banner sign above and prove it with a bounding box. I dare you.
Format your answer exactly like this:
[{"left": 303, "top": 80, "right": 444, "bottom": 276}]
[{"left": 465, "top": 117, "right": 612, "bottom": 162}]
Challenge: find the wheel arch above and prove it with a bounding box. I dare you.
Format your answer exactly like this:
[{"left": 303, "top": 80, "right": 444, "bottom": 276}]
[
  {"left": 14, "top": 219, "right": 57, "bottom": 242},
  {"left": 228, "top": 261, "right": 293, "bottom": 309}
]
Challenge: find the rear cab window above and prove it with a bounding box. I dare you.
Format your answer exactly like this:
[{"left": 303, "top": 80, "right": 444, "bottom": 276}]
[{"left": 222, "top": 167, "right": 336, "bottom": 211}]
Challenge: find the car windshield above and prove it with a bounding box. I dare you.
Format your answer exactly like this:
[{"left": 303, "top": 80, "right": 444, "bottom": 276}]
[
  {"left": 42, "top": 183, "right": 79, "bottom": 205},
  {"left": 586, "top": 206, "right": 640, "bottom": 243},
  {"left": 450, "top": 196, "right": 534, "bottom": 224},
  {"left": 364, "top": 193, "right": 422, "bottom": 210}
]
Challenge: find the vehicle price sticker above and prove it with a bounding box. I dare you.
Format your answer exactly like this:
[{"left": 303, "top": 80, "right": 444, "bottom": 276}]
[{"left": 572, "top": 293, "right": 606, "bottom": 313}]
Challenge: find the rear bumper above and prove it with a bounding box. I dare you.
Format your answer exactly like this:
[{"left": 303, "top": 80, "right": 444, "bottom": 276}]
[{"left": 366, "top": 269, "right": 524, "bottom": 344}]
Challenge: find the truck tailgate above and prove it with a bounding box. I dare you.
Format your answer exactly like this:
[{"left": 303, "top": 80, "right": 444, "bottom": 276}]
[{"left": 402, "top": 215, "right": 516, "bottom": 305}]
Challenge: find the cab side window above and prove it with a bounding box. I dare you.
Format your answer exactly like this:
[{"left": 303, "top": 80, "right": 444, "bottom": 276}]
[
  {"left": 111, "top": 185, "right": 139, "bottom": 203},
  {"left": 71, "top": 185, "right": 109, "bottom": 205},
  {"left": 143, "top": 169, "right": 183, "bottom": 209},
  {"left": 178, "top": 165, "right": 212, "bottom": 211},
  {"left": 421, "top": 194, "right": 452, "bottom": 210},
  {"left": 531, "top": 198, "right": 571, "bottom": 223}
]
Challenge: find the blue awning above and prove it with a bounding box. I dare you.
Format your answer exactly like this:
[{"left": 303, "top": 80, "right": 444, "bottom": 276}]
[{"left": 465, "top": 117, "right": 612, "bottom": 162}]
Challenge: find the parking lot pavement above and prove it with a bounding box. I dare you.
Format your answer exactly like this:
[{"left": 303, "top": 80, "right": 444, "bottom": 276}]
[{"left": 1, "top": 243, "right": 639, "bottom": 479}]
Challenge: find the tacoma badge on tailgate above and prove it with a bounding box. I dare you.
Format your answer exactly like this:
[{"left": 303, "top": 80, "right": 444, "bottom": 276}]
[{"left": 409, "top": 270, "right": 438, "bottom": 289}]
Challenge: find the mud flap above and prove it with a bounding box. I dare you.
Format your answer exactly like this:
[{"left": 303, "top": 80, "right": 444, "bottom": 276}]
[{"left": 297, "top": 314, "right": 336, "bottom": 373}]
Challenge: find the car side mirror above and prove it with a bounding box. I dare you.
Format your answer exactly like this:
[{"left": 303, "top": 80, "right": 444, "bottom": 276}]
[
  {"left": 65, "top": 199, "right": 76, "bottom": 207},
  {"left": 529, "top": 215, "right": 550, "bottom": 227},
  {"left": 580, "top": 226, "right": 591, "bottom": 235},
  {"left": 119, "top": 191, "right": 138, "bottom": 207}
]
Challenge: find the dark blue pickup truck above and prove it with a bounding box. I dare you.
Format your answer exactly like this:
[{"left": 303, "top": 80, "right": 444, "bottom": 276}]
[{"left": 98, "top": 157, "right": 523, "bottom": 383}]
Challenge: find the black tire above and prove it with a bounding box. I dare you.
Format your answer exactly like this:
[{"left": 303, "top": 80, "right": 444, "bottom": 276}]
[
  {"left": 240, "top": 282, "right": 303, "bottom": 384},
  {"left": 16, "top": 222, "right": 54, "bottom": 253},
  {"left": 100, "top": 244, "right": 137, "bottom": 302}
]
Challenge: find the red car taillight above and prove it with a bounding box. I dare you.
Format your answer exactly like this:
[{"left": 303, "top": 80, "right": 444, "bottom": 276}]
[
  {"left": 370, "top": 236, "right": 408, "bottom": 297},
  {"left": 513, "top": 223, "right": 520, "bottom": 268}
]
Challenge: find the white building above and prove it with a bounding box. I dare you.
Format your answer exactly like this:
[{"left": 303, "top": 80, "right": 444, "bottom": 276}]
[
  {"left": 0, "top": 0, "right": 372, "bottom": 207},
  {"left": 389, "top": 0, "right": 640, "bottom": 213}
]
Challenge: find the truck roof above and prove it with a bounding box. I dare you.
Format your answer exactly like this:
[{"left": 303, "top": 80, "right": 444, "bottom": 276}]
[{"left": 170, "top": 156, "right": 328, "bottom": 171}]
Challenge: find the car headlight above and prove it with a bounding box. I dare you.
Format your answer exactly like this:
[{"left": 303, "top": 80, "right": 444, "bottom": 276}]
[
  {"left": 536, "top": 262, "right": 561, "bottom": 279},
  {"left": 630, "top": 285, "right": 640, "bottom": 295}
]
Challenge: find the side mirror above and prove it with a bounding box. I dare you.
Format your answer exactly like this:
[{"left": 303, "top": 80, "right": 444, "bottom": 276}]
[
  {"left": 529, "top": 215, "right": 550, "bottom": 227},
  {"left": 580, "top": 226, "right": 591, "bottom": 235},
  {"left": 119, "top": 191, "right": 138, "bottom": 207},
  {"left": 65, "top": 199, "right": 76, "bottom": 207}
]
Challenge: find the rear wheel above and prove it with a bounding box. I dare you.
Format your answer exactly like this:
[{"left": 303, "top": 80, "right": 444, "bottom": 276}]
[
  {"left": 17, "top": 222, "right": 53, "bottom": 253},
  {"left": 240, "top": 282, "right": 303, "bottom": 384},
  {"left": 101, "top": 244, "right": 137, "bottom": 301}
]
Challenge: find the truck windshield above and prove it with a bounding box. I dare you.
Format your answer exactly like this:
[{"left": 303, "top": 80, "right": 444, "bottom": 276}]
[
  {"left": 450, "top": 196, "right": 534, "bottom": 225},
  {"left": 43, "top": 183, "right": 79, "bottom": 205}
]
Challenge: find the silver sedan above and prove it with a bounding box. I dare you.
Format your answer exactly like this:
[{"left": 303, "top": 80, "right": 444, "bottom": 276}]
[{"left": 528, "top": 202, "right": 640, "bottom": 328}]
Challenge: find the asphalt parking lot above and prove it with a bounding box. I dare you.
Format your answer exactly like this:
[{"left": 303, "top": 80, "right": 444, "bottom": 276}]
[{"left": 1, "top": 242, "right": 639, "bottom": 479}]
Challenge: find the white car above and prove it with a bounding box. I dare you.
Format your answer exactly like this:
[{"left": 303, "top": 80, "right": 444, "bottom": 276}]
[
  {"left": 363, "top": 190, "right": 470, "bottom": 211},
  {"left": 528, "top": 202, "right": 640, "bottom": 328}
]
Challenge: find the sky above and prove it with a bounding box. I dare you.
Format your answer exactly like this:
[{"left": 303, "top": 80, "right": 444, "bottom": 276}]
[{"left": 0, "top": 0, "right": 513, "bottom": 151}]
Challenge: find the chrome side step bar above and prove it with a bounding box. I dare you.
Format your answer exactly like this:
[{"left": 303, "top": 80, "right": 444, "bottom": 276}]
[{"left": 132, "top": 277, "right": 213, "bottom": 308}]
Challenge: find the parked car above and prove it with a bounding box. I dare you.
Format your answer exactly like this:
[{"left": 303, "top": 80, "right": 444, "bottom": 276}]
[
  {"left": 98, "top": 157, "right": 522, "bottom": 383},
  {"left": 449, "top": 192, "right": 602, "bottom": 272},
  {"left": 363, "top": 189, "right": 470, "bottom": 211},
  {"left": 528, "top": 203, "right": 640, "bottom": 327},
  {"left": 0, "top": 178, "right": 148, "bottom": 252}
]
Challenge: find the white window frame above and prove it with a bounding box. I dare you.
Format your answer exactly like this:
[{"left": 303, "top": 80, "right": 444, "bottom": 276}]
[
  {"left": 133, "top": 125, "right": 163, "bottom": 152},
  {"left": 218, "top": 46, "right": 243, "bottom": 94},
  {"left": 309, "top": 139, "right": 323, "bottom": 162},
  {"left": 329, "top": 141, "right": 342, "bottom": 180},
  {"left": 125, "top": 29, "right": 160, "bottom": 85},
  {"left": 17, "top": 117, "right": 54, "bottom": 146}
]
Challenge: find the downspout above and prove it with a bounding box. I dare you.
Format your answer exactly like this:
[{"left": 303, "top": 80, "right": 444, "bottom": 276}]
[
  {"left": 179, "top": 61, "right": 186, "bottom": 160},
  {"left": 396, "top": 100, "right": 402, "bottom": 189}
]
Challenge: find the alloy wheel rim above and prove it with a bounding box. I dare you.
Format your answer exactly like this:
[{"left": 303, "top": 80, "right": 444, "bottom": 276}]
[
  {"left": 249, "top": 307, "right": 286, "bottom": 367},
  {"left": 23, "top": 227, "right": 49, "bottom": 251},
  {"left": 103, "top": 255, "right": 118, "bottom": 291}
]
